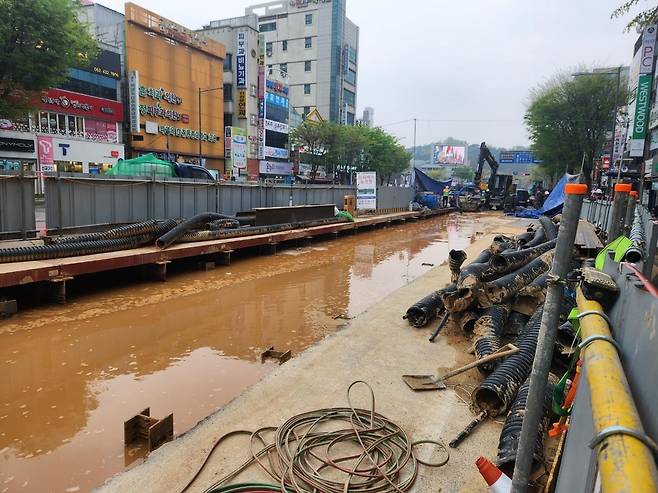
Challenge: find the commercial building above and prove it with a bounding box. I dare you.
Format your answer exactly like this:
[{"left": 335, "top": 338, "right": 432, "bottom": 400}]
[
  {"left": 358, "top": 106, "right": 374, "bottom": 127},
  {"left": 124, "top": 3, "right": 226, "bottom": 172},
  {"left": 199, "top": 15, "right": 261, "bottom": 179},
  {"left": 246, "top": 0, "right": 359, "bottom": 124}
]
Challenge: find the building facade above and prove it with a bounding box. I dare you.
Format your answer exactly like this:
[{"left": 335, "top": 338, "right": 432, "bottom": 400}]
[
  {"left": 246, "top": 0, "right": 358, "bottom": 124},
  {"left": 199, "top": 15, "right": 261, "bottom": 179},
  {"left": 124, "top": 3, "right": 226, "bottom": 172}
]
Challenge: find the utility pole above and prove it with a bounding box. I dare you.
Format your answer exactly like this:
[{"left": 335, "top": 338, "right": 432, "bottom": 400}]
[{"left": 413, "top": 118, "right": 417, "bottom": 169}]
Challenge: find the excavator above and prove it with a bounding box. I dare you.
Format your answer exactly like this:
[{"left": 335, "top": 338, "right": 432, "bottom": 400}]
[{"left": 457, "top": 142, "right": 513, "bottom": 212}]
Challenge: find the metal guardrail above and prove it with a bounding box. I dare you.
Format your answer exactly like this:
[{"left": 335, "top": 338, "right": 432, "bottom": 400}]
[
  {"left": 581, "top": 199, "right": 614, "bottom": 233},
  {"left": 0, "top": 172, "right": 37, "bottom": 240}
]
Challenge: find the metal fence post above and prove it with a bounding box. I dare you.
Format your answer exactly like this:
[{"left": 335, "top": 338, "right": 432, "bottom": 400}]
[{"left": 511, "top": 182, "right": 587, "bottom": 492}]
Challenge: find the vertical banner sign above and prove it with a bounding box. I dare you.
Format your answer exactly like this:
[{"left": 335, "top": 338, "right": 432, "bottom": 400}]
[
  {"left": 236, "top": 31, "right": 247, "bottom": 89},
  {"left": 630, "top": 25, "right": 656, "bottom": 157},
  {"left": 231, "top": 127, "right": 247, "bottom": 178},
  {"left": 356, "top": 172, "right": 377, "bottom": 210},
  {"left": 128, "top": 70, "right": 140, "bottom": 133},
  {"left": 37, "top": 136, "right": 54, "bottom": 169},
  {"left": 257, "top": 34, "right": 266, "bottom": 160},
  {"left": 238, "top": 90, "right": 247, "bottom": 119}
]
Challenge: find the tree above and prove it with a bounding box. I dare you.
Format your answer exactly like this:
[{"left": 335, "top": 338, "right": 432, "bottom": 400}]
[
  {"left": 524, "top": 72, "right": 627, "bottom": 189},
  {"left": 289, "top": 121, "right": 330, "bottom": 182},
  {"left": 360, "top": 126, "right": 410, "bottom": 185},
  {"left": 612, "top": 1, "right": 658, "bottom": 32},
  {"left": 0, "top": 0, "right": 98, "bottom": 117},
  {"left": 427, "top": 168, "right": 449, "bottom": 181},
  {"left": 453, "top": 166, "right": 475, "bottom": 182}
]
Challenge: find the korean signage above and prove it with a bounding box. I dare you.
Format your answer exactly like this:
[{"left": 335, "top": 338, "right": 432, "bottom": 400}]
[
  {"left": 259, "top": 160, "right": 292, "bottom": 175},
  {"left": 258, "top": 34, "right": 266, "bottom": 160},
  {"left": 264, "top": 146, "right": 289, "bottom": 159},
  {"left": 356, "top": 172, "right": 377, "bottom": 210},
  {"left": 630, "top": 25, "right": 656, "bottom": 157},
  {"left": 289, "top": 0, "right": 331, "bottom": 7},
  {"left": 238, "top": 90, "right": 247, "bottom": 119},
  {"left": 0, "top": 137, "right": 35, "bottom": 154},
  {"left": 264, "top": 119, "right": 289, "bottom": 134},
  {"left": 226, "top": 127, "right": 247, "bottom": 177},
  {"left": 37, "top": 136, "right": 54, "bottom": 166},
  {"left": 129, "top": 70, "right": 141, "bottom": 133},
  {"left": 432, "top": 145, "right": 465, "bottom": 165},
  {"left": 499, "top": 151, "right": 541, "bottom": 164},
  {"left": 39, "top": 88, "right": 124, "bottom": 122},
  {"left": 236, "top": 31, "right": 248, "bottom": 88}
]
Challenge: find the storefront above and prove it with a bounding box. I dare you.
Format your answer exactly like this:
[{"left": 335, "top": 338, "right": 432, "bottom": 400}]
[
  {"left": 0, "top": 131, "right": 37, "bottom": 172},
  {"left": 36, "top": 136, "right": 124, "bottom": 174}
]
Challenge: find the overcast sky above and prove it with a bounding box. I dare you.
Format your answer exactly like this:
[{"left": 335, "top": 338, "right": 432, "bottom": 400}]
[{"left": 100, "top": 0, "right": 641, "bottom": 148}]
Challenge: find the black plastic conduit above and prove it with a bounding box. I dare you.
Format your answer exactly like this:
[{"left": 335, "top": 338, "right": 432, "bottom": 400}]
[
  {"left": 504, "top": 311, "right": 529, "bottom": 337},
  {"left": 156, "top": 213, "right": 241, "bottom": 249},
  {"left": 496, "top": 377, "right": 553, "bottom": 478},
  {"left": 488, "top": 239, "right": 557, "bottom": 273},
  {"left": 206, "top": 218, "right": 241, "bottom": 230},
  {"left": 515, "top": 231, "right": 535, "bottom": 247},
  {"left": 472, "top": 306, "right": 544, "bottom": 416},
  {"left": 474, "top": 303, "right": 511, "bottom": 372},
  {"left": 47, "top": 219, "right": 166, "bottom": 244},
  {"left": 523, "top": 227, "right": 547, "bottom": 248},
  {"left": 403, "top": 284, "right": 456, "bottom": 328},
  {"left": 449, "top": 250, "right": 467, "bottom": 282},
  {"left": 538, "top": 215, "right": 558, "bottom": 241}
]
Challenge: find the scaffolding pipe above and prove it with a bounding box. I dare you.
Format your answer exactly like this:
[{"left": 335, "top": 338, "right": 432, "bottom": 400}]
[
  {"left": 623, "top": 192, "right": 637, "bottom": 236},
  {"left": 511, "top": 183, "right": 587, "bottom": 492},
  {"left": 571, "top": 288, "right": 658, "bottom": 492},
  {"left": 607, "top": 183, "right": 631, "bottom": 241}
]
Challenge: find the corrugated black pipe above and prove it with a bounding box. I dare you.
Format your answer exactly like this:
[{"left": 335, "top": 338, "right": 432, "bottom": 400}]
[
  {"left": 496, "top": 377, "right": 553, "bottom": 478},
  {"left": 449, "top": 250, "right": 467, "bottom": 283},
  {"left": 206, "top": 218, "right": 241, "bottom": 230},
  {"left": 517, "top": 273, "right": 550, "bottom": 301},
  {"left": 0, "top": 219, "right": 178, "bottom": 263},
  {"left": 480, "top": 251, "right": 554, "bottom": 307},
  {"left": 404, "top": 284, "right": 456, "bottom": 328},
  {"left": 472, "top": 306, "right": 544, "bottom": 416},
  {"left": 523, "top": 227, "right": 546, "bottom": 248},
  {"left": 505, "top": 311, "right": 529, "bottom": 337},
  {"left": 47, "top": 219, "right": 165, "bottom": 244},
  {"left": 474, "top": 303, "right": 511, "bottom": 372},
  {"left": 459, "top": 310, "right": 479, "bottom": 333},
  {"left": 156, "top": 213, "right": 240, "bottom": 249},
  {"left": 538, "top": 215, "right": 558, "bottom": 240},
  {"left": 488, "top": 239, "right": 557, "bottom": 273}
]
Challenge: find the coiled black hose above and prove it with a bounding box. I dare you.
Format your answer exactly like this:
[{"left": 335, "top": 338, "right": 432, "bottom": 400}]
[
  {"left": 404, "top": 285, "right": 454, "bottom": 328},
  {"left": 480, "top": 251, "right": 554, "bottom": 307},
  {"left": 156, "top": 213, "right": 240, "bottom": 249},
  {"left": 46, "top": 219, "right": 165, "bottom": 244},
  {"left": 523, "top": 227, "right": 547, "bottom": 248},
  {"left": 538, "top": 215, "right": 558, "bottom": 241},
  {"left": 472, "top": 306, "right": 544, "bottom": 416},
  {"left": 0, "top": 219, "right": 178, "bottom": 263},
  {"left": 488, "top": 239, "right": 557, "bottom": 273},
  {"left": 449, "top": 250, "right": 467, "bottom": 282},
  {"left": 474, "top": 303, "right": 511, "bottom": 372},
  {"left": 496, "top": 377, "right": 553, "bottom": 478}
]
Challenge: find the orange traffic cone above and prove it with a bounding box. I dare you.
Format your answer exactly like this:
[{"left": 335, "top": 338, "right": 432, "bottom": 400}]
[{"left": 476, "top": 456, "right": 512, "bottom": 492}]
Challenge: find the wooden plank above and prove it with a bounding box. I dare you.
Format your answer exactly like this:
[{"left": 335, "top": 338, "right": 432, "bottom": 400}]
[{"left": 574, "top": 220, "right": 603, "bottom": 249}]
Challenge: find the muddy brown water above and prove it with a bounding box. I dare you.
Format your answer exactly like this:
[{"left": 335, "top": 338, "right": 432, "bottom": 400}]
[{"left": 0, "top": 214, "right": 483, "bottom": 492}]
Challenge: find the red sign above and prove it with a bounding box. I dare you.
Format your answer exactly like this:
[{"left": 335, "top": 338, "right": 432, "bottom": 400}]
[
  {"left": 39, "top": 88, "right": 124, "bottom": 122},
  {"left": 111, "top": 150, "right": 119, "bottom": 158},
  {"left": 37, "top": 136, "right": 54, "bottom": 165}
]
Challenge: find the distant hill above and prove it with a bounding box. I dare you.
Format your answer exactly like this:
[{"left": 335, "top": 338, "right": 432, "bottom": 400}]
[{"left": 407, "top": 138, "right": 529, "bottom": 168}]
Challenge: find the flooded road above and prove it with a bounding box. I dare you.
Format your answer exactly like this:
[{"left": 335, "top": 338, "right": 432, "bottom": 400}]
[{"left": 0, "top": 213, "right": 482, "bottom": 492}]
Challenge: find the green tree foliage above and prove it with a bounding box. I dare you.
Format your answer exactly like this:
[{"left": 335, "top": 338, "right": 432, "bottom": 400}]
[
  {"left": 290, "top": 122, "right": 410, "bottom": 184},
  {"left": 612, "top": 0, "right": 658, "bottom": 32},
  {"left": 452, "top": 166, "right": 475, "bottom": 182},
  {"left": 0, "top": 0, "right": 98, "bottom": 117},
  {"left": 426, "top": 168, "right": 449, "bottom": 181},
  {"left": 524, "top": 72, "right": 627, "bottom": 189}
]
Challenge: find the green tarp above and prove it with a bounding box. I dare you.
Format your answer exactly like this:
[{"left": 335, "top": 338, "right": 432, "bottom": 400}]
[{"left": 106, "top": 153, "right": 176, "bottom": 178}]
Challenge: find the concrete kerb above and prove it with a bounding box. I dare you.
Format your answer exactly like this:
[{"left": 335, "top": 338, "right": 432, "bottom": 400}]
[{"left": 98, "top": 216, "right": 524, "bottom": 493}]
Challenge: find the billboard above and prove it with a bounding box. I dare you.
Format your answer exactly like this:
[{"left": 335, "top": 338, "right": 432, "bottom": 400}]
[
  {"left": 356, "top": 171, "right": 377, "bottom": 210},
  {"left": 630, "top": 24, "right": 656, "bottom": 157},
  {"left": 433, "top": 145, "right": 465, "bottom": 165},
  {"left": 498, "top": 150, "right": 542, "bottom": 164}
]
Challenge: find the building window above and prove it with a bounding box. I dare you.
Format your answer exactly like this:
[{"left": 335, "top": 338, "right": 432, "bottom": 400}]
[
  {"left": 224, "top": 53, "right": 233, "bottom": 72},
  {"left": 305, "top": 13, "right": 312, "bottom": 25},
  {"left": 348, "top": 46, "right": 357, "bottom": 63},
  {"left": 343, "top": 89, "right": 356, "bottom": 108},
  {"left": 304, "top": 84, "right": 311, "bottom": 95},
  {"left": 223, "top": 83, "right": 233, "bottom": 102},
  {"left": 266, "top": 42, "right": 273, "bottom": 57},
  {"left": 345, "top": 68, "right": 357, "bottom": 85},
  {"left": 347, "top": 112, "right": 355, "bottom": 125},
  {"left": 259, "top": 22, "right": 276, "bottom": 32},
  {"left": 304, "top": 37, "right": 312, "bottom": 49},
  {"left": 304, "top": 60, "right": 311, "bottom": 72},
  {"left": 282, "top": 40, "right": 288, "bottom": 51},
  {"left": 303, "top": 106, "right": 310, "bottom": 117},
  {"left": 280, "top": 63, "right": 288, "bottom": 74},
  {"left": 224, "top": 113, "right": 233, "bottom": 127}
]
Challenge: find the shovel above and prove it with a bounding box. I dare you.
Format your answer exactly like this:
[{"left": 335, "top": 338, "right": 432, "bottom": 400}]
[{"left": 402, "top": 343, "right": 519, "bottom": 391}]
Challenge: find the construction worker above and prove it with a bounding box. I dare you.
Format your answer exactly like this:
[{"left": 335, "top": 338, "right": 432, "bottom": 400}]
[{"left": 442, "top": 186, "right": 450, "bottom": 207}]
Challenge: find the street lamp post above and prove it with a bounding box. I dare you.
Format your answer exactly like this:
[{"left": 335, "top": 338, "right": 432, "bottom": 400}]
[{"left": 198, "top": 86, "right": 223, "bottom": 166}]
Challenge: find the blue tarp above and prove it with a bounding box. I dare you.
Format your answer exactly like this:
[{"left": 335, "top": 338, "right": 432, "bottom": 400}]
[
  {"left": 413, "top": 167, "right": 452, "bottom": 194},
  {"left": 515, "top": 173, "right": 580, "bottom": 218}
]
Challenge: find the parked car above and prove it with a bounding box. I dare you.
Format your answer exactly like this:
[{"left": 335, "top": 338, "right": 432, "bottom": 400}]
[
  {"left": 515, "top": 189, "right": 530, "bottom": 207},
  {"left": 174, "top": 163, "right": 215, "bottom": 180}
]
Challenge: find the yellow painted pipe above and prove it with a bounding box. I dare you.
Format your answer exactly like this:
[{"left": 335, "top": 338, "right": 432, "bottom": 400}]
[{"left": 576, "top": 288, "right": 658, "bottom": 493}]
